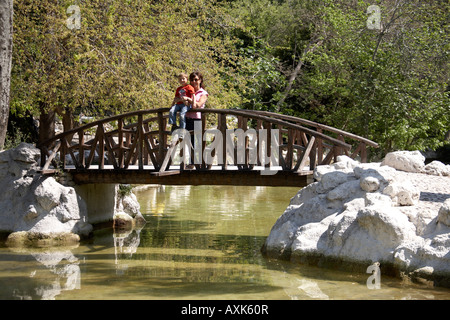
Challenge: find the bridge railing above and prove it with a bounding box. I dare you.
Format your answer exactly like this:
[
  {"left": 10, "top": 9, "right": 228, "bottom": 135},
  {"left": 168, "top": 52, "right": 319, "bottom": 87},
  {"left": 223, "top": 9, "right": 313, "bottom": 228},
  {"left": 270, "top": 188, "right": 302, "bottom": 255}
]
[
  {"left": 250, "top": 110, "right": 379, "bottom": 164},
  {"left": 38, "top": 108, "right": 378, "bottom": 174}
]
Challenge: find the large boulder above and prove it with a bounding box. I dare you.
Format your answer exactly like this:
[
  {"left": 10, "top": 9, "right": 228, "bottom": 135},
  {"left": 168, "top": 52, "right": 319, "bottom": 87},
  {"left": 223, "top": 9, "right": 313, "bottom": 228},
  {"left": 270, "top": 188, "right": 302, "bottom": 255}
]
[
  {"left": 263, "top": 153, "right": 450, "bottom": 287},
  {"left": 0, "top": 143, "right": 93, "bottom": 246},
  {"left": 1, "top": 143, "right": 146, "bottom": 246}
]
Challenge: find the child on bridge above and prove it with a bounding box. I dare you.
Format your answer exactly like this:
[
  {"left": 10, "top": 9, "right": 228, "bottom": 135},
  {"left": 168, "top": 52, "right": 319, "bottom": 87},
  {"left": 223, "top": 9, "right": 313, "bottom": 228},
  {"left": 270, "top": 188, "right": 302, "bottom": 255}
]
[{"left": 169, "top": 73, "right": 195, "bottom": 132}]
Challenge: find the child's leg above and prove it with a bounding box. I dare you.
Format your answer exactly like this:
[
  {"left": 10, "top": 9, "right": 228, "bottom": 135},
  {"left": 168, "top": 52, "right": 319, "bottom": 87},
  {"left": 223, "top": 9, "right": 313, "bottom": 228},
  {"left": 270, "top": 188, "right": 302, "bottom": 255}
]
[
  {"left": 179, "top": 105, "right": 190, "bottom": 129},
  {"left": 168, "top": 104, "right": 181, "bottom": 126}
]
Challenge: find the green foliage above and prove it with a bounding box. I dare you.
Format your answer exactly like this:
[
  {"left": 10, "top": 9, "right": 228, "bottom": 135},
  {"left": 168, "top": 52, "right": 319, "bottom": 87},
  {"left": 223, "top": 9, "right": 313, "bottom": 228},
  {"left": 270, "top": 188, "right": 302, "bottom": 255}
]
[
  {"left": 118, "top": 184, "right": 133, "bottom": 197},
  {"left": 233, "top": 41, "right": 287, "bottom": 111},
  {"left": 228, "top": 0, "right": 449, "bottom": 155},
  {"left": 11, "top": 0, "right": 243, "bottom": 119},
  {"left": 9, "top": 0, "right": 449, "bottom": 157},
  {"left": 4, "top": 122, "right": 30, "bottom": 150}
]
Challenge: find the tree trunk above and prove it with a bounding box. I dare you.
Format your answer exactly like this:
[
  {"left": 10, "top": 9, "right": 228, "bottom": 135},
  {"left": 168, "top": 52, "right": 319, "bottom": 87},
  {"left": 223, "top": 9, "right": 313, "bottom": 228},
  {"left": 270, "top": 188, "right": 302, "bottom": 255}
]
[
  {"left": 39, "top": 102, "right": 56, "bottom": 147},
  {"left": 56, "top": 106, "right": 76, "bottom": 143},
  {"left": 0, "top": 0, "right": 13, "bottom": 150}
]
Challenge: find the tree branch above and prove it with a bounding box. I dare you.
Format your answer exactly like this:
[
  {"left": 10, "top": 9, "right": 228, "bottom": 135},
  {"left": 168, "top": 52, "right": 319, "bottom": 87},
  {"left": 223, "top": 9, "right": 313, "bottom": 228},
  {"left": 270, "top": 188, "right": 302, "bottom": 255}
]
[{"left": 276, "top": 40, "right": 323, "bottom": 112}]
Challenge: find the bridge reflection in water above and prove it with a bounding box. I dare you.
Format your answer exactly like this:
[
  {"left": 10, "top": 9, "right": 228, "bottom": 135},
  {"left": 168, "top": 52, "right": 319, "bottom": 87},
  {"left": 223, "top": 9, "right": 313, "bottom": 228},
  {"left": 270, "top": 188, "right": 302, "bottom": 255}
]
[{"left": 38, "top": 109, "right": 378, "bottom": 187}]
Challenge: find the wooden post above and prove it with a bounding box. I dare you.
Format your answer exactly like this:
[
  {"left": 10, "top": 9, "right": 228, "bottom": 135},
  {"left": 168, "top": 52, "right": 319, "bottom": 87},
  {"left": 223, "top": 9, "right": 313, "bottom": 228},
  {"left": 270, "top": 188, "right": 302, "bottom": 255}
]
[
  {"left": 63, "top": 136, "right": 80, "bottom": 169},
  {"left": 242, "top": 117, "right": 250, "bottom": 169},
  {"left": 157, "top": 111, "right": 166, "bottom": 167},
  {"left": 309, "top": 135, "right": 317, "bottom": 170},
  {"left": 159, "top": 137, "right": 179, "bottom": 173},
  {"left": 256, "top": 120, "right": 262, "bottom": 166},
  {"left": 78, "top": 129, "right": 85, "bottom": 168},
  {"left": 138, "top": 114, "right": 144, "bottom": 170},
  {"left": 317, "top": 128, "right": 323, "bottom": 164},
  {"left": 337, "top": 134, "right": 349, "bottom": 157},
  {"left": 98, "top": 124, "right": 105, "bottom": 169},
  {"left": 201, "top": 113, "right": 207, "bottom": 169},
  {"left": 143, "top": 121, "right": 150, "bottom": 165},
  {"left": 118, "top": 118, "right": 124, "bottom": 168},
  {"left": 360, "top": 143, "right": 367, "bottom": 163},
  {"left": 264, "top": 121, "right": 271, "bottom": 168},
  {"left": 218, "top": 113, "right": 227, "bottom": 170},
  {"left": 296, "top": 136, "right": 315, "bottom": 173},
  {"left": 42, "top": 141, "right": 61, "bottom": 171},
  {"left": 287, "top": 129, "right": 294, "bottom": 170}
]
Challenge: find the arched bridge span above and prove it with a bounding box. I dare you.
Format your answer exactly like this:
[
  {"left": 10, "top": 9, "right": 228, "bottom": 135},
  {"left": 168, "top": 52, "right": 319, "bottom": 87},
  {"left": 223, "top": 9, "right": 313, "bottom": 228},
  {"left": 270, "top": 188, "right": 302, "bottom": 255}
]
[{"left": 38, "top": 108, "right": 378, "bottom": 187}]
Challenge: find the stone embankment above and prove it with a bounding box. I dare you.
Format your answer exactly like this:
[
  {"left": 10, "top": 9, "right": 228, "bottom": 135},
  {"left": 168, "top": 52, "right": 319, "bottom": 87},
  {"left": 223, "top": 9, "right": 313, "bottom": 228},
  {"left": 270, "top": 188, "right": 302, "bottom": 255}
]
[
  {"left": 0, "top": 143, "right": 145, "bottom": 246},
  {"left": 263, "top": 150, "right": 450, "bottom": 287}
]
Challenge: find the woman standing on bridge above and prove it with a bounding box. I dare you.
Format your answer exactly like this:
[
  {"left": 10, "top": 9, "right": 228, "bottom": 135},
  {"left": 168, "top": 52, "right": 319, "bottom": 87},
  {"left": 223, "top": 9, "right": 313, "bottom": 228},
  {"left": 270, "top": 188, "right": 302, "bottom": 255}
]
[
  {"left": 185, "top": 71, "right": 208, "bottom": 129},
  {"left": 184, "top": 72, "right": 208, "bottom": 166}
]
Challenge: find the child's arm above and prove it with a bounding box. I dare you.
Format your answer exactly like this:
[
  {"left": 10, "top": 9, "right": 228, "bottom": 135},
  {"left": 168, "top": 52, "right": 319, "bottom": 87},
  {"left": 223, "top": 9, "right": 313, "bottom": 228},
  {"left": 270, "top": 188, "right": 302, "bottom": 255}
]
[{"left": 182, "top": 94, "right": 195, "bottom": 108}]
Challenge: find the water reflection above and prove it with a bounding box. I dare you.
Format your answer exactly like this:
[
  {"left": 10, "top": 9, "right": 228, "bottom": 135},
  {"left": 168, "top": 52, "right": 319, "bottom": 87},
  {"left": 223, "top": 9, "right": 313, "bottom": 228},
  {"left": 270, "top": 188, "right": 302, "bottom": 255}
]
[
  {"left": 113, "top": 229, "right": 143, "bottom": 275},
  {"left": 138, "top": 185, "right": 271, "bottom": 222},
  {"left": 4, "top": 246, "right": 81, "bottom": 300},
  {"left": 0, "top": 185, "right": 449, "bottom": 300}
]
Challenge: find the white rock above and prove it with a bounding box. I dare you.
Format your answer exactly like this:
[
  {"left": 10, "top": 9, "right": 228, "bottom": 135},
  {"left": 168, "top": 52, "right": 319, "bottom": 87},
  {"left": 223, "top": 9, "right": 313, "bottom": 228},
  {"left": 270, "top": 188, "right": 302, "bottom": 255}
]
[
  {"left": 424, "top": 161, "right": 450, "bottom": 176},
  {"left": 11, "top": 142, "right": 41, "bottom": 164},
  {"left": 316, "top": 171, "right": 353, "bottom": 194},
  {"left": 264, "top": 153, "right": 450, "bottom": 286},
  {"left": 264, "top": 219, "right": 297, "bottom": 256},
  {"left": 121, "top": 193, "right": 141, "bottom": 217},
  {"left": 326, "top": 180, "right": 361, "bottom": 201},
  {"left": 24, "top": 205, "right": 39, "bottom": 221},
  {"left": 437, "top": 199, "right": 450, "bottom": 227},
  {"left": 313, "top": 165, "right": 334, "bottom": 182},
  {"left": 360, "top": 176, "right": 380, "bottom": 192},
  {"left": 364, "top": 193, "right": 392, "bottom": 207},
  {"left": 0, "top": 142, "right": 40, "bottom": 179},
  {"left": 383, "top": 182, "right": 420, "bottom": 206},
  {"left": 291, "top": 219, "right": 330, "bottom": 253},
  {"left": 289, "top": 183, "right": 318, "bottom": 206},
  {"left": 381, "top": 150, "right": 425, "bottom": 173},
  {"left": 333, "top": 155, "right": 359, "bottom": 170},
  {"left": 0, "top": 144, "right": 92, "bottom": 242},
  {"left": 35, "top": 178, "right": 62, "bottom": 211}
]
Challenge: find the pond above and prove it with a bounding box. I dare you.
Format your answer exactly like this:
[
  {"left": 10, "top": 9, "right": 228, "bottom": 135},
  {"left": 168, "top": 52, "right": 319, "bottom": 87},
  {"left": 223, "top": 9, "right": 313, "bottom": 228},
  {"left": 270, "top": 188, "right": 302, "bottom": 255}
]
[{"left": 0, "top": 185, "right": 449, "bottom": 300}]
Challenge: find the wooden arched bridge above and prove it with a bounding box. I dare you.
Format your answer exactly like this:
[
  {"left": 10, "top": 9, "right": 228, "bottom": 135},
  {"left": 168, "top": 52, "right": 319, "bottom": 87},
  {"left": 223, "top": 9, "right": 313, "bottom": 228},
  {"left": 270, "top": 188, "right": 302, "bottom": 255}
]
[{"left": 38, "top": 108, "right": 378, "bottom": 187}]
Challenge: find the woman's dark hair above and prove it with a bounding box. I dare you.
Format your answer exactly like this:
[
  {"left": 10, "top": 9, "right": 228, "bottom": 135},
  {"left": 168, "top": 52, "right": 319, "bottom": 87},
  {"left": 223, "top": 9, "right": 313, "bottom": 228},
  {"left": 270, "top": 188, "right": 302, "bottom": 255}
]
[{"left": 189, "top": 71, "right": 204, "bottom": 88}]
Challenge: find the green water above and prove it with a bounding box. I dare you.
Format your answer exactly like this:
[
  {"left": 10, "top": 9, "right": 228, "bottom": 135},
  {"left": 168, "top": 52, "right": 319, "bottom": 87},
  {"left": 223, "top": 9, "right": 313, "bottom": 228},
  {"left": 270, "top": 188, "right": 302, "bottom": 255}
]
[{"left": 0, "top": 185, "right": 449, "bottom": 300}]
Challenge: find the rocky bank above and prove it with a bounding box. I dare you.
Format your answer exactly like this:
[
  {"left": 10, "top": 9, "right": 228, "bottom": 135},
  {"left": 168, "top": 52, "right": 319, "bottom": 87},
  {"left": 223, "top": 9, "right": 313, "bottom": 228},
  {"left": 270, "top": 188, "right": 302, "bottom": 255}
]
[
  {"left": 262, "top": 151, "right": 450, "bottom": 287},
  {"left": 0, "top": 143, "right": 145, "bottom": 246}
]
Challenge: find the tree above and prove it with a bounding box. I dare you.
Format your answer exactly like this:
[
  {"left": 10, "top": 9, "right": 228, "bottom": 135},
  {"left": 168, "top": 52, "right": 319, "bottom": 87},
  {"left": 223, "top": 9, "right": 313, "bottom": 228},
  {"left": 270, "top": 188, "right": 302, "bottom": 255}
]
[
  {"left": 309, "top": 0, "right": 450, "bottom": 154},
  {"left": 228, "top": 0, "right": 449, "bottom": 156},
  {"left": 10, "top": 0, "right": 243, "bottom": 144},
  {"left": 0, "top": 0, "right": 13, "bottom": 150}
]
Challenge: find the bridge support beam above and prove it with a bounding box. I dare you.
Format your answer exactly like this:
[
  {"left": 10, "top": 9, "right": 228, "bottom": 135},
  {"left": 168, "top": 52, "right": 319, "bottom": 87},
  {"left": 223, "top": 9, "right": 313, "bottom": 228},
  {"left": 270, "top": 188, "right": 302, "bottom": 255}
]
[
  {"left": 74, "top": 184, "right": 118, "bottom": 224},
  {"left": 70, "top": 169, "right": 313, "bottom": 187}
]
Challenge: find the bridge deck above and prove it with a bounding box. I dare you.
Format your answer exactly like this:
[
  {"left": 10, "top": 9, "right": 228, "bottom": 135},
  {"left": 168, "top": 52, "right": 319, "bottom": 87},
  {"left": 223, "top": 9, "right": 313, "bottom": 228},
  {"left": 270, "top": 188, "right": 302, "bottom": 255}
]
[{"left": 52, "top": 165, "right": 313, "bottom": 187}]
